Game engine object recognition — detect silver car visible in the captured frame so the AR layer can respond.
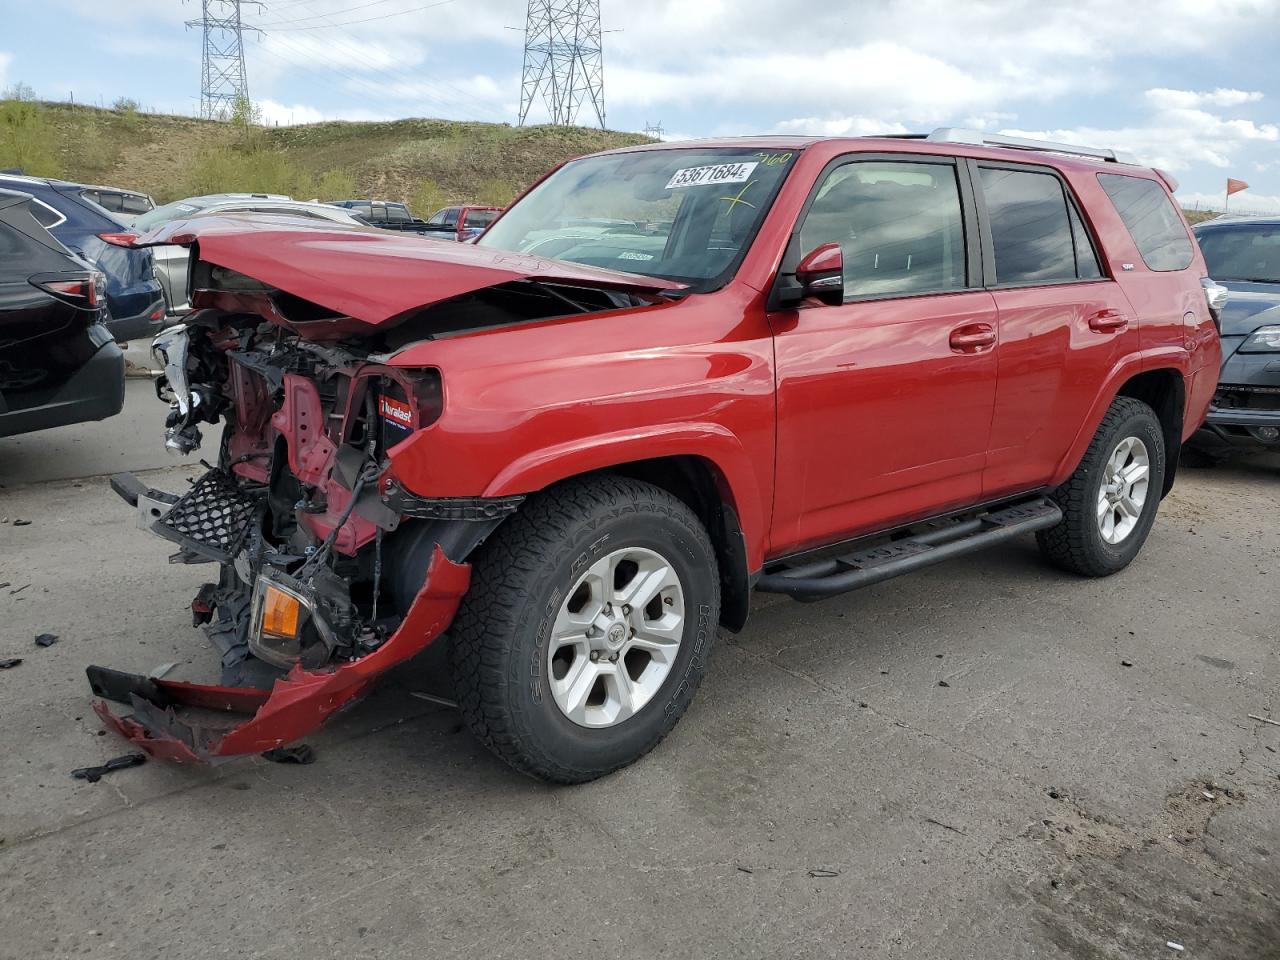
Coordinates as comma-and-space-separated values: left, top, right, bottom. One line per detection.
135, 195, 368, 314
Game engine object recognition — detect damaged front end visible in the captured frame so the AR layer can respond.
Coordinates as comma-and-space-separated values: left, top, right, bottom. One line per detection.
90, 217, 677, 762
90, 316, 500, 762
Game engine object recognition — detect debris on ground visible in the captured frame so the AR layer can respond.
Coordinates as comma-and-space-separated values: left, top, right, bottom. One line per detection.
71, 753, 147, 783
409, 691, 459, 708
261, 744, 316, 765
1247, 714, 1280, 728
937, 680, 950, 687
1121, 659, 1134, 667
735, 865, 753, 874
9, 584, 30, 595
33, 633, 58, 647
807, 869, 840, 878
0, 658, 22, 670
924, 817, 966, 835
147, 661, 179, 679
12, 519, 31, 527
1166, 942, 1184, 952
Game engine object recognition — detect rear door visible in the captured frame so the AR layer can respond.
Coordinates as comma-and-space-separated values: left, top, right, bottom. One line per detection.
768, 154, 999, 555
973, 161, 1140, 497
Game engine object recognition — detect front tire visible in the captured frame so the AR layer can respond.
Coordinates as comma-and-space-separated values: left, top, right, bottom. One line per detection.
1037, 397, 1166, 577
450, 476, 720, 783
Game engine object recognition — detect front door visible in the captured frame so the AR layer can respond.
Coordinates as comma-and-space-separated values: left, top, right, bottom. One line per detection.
768, 156, 999, 557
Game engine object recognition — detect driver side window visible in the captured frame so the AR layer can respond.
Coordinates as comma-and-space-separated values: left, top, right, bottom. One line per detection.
797, 160, 968, 299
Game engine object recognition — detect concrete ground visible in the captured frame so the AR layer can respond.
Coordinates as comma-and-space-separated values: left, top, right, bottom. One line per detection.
1, 387, 1277, 960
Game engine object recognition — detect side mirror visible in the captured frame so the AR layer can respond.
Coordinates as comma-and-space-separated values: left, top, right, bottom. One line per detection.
771, 242, 845, 309
796, 243, 844, 306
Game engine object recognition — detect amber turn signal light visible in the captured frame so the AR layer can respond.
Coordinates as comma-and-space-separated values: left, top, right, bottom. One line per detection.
260, 585, 302, 639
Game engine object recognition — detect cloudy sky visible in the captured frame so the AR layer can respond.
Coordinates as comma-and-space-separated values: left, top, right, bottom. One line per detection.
3, 0, 1279, 211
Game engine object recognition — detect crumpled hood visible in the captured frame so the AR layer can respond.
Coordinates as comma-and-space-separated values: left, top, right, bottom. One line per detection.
138, 213, 682, 325
1216, 281, 1280, 337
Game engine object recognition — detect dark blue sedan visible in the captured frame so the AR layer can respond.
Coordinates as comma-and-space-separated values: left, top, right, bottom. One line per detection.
0, 173, 166, 341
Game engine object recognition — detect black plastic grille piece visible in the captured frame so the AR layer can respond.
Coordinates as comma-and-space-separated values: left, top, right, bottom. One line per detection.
154, 470, 259, 563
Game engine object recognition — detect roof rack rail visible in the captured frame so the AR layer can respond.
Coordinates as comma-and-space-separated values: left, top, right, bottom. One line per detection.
924, 127, 1139, 164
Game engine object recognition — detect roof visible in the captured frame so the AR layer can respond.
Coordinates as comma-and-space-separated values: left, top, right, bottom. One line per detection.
594, 129, 1153, 175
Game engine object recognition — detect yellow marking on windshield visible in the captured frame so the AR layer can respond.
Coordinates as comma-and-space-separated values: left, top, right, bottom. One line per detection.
719, 181, 758, 210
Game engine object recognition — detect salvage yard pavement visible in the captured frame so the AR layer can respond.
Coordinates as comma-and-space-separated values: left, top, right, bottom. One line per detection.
1, 395, 1278, 959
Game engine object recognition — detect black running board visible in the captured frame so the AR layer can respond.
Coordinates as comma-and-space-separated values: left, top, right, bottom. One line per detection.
756, 497, 1062, 601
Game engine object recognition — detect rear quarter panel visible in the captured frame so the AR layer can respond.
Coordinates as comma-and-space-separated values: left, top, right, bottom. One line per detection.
1057, 168, 1218, 464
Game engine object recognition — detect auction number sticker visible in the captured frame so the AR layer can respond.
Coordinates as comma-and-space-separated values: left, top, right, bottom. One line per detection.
665, 161, 758, 190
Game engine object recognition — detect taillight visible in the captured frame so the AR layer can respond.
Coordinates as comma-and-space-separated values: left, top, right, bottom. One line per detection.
33, 272, 103, 308
98, 232, 139, 247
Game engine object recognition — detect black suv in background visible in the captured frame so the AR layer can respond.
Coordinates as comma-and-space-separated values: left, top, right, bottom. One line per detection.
0, 188, 125, 438
1190, 215, 1280, 460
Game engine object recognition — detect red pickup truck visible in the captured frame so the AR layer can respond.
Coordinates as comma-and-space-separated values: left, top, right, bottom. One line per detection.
93, 130, 1222, 783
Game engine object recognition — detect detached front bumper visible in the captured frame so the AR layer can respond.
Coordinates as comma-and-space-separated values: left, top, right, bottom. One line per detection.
89, 545, 469, 761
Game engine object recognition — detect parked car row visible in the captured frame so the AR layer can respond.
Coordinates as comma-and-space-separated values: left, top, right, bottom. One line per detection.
0, 188, 124, 438
0, 173, 166, 342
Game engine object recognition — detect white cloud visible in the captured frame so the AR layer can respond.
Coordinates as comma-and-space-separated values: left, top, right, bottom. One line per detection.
773, 116, 910, 137
1146, 88, 1265, 110
1001, 90, 1280, 172
256, 99, 392, 126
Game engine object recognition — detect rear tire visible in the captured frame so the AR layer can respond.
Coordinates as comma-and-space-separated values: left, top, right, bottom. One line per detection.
450, 475, 719, 784
1037, 397, 1166, 577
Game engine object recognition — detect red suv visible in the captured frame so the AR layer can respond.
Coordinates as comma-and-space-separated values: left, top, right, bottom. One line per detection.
94, 130, 1221, 782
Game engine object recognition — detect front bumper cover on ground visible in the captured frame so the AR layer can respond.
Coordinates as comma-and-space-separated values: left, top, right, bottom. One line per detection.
88, 546, 470, 762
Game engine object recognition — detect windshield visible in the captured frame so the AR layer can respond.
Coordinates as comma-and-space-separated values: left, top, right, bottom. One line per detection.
134, 199, 206, 233
1197, 223, 1280, 283
478, 147, 798, 289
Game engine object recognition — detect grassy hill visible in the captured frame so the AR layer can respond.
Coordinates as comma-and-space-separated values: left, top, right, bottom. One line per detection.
0, 100, 650, 212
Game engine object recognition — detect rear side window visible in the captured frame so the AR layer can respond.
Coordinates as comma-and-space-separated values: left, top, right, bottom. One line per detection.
120, 194, 152, 214
465, 209, 498, 229
442, 208, 460, 227
979, 167, 1088, 285
797, 160, 968, 298
386, 205, 410, 223
1098, 174, 1193, 271
29, 199, 65, 229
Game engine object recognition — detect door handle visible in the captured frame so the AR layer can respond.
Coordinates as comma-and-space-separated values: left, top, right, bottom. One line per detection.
949, 323, 996, 353
1088, 309, 1129, 333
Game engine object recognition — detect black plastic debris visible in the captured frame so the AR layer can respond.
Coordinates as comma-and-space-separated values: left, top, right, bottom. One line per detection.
12, 519, 31, 527
0, 658, 22, 670
72, 753, 147, 783
34, 633, 58, 647
937, 679, 950, 688
262, 744, 316, 765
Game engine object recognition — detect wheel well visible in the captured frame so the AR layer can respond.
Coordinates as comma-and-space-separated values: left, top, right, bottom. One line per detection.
596, 456, 752, 633
1116, 368, 1184, 498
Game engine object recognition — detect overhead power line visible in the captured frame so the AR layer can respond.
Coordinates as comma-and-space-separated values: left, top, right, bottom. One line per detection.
249, 0, 459, 31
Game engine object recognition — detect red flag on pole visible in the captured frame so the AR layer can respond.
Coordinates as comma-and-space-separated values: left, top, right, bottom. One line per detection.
1227, 178, 1250, 196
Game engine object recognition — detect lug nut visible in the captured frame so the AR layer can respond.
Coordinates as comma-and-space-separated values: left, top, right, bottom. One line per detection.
590, 651, 600, 662
663, 596, 674, 605
621, 604, 631, 615
608, 653, 619, 662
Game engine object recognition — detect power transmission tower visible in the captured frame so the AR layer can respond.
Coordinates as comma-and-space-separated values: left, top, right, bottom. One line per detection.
185, 1, 259, 120
518, 1, 606, 129
643, 120, 664, 139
